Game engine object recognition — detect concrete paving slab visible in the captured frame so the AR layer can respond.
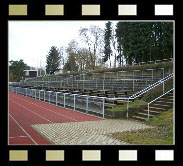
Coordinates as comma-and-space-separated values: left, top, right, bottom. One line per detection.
32, 119, 153, 145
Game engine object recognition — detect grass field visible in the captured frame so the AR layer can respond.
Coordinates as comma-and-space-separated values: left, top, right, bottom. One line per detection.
108, 108, 173, 145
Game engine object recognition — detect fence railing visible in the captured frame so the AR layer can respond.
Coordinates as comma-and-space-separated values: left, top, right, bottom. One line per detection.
19, 78, 160, 92
131, 58, 173, 66
9, 73, 174, 119
9, 86, 106, 118
107, 73, 174, 117
20, 68, 166, 86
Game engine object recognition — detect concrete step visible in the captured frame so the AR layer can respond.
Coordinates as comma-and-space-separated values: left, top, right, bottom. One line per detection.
148, 106, 167, 112
150, 103, 172, 109
134, 112, 154, 118
158, 98, 173, 102
130, 115, 147, 122
141, 109, 161, 115
155, 100, 173, 104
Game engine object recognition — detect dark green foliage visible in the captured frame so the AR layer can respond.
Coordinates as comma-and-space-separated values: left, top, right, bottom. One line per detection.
9, 59, 30, 82
104, 21, 112, 66
46, 46, 61, 74
115, 22, 173, 65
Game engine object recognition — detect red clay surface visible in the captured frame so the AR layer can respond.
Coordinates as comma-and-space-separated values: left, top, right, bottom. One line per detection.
9, 92, 102, 145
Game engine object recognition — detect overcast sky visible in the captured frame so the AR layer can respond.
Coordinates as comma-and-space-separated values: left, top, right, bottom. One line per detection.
9, 21, 118, 69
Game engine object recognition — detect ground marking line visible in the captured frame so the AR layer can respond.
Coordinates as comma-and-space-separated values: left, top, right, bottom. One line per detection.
10, 99, 53, 123
9, 136, 28, 139
9, 114, 38, 145
10, 92, 103, 120
11, 94, 79, 122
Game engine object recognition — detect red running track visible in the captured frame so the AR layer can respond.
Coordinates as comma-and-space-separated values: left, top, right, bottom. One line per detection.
9, 92, 102, 145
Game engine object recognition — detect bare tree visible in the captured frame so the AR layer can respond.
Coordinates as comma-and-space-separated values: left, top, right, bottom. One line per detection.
79, 25, 104, 70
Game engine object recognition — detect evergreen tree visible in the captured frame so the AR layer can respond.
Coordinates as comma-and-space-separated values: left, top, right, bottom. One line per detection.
115, 22, 173, 65
104, 21, 112, 67
46, 46, 61, 74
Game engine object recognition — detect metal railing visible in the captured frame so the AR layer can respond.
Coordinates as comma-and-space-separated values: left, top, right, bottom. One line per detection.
147, 88, 174, 120
20, 68, 166, 86
9, 86, 106, 118
9, 73, 174, 119
25, 78, 159, 91
107, 73, 174, 117
129, 73, 174, 99
131, 58, 173, 66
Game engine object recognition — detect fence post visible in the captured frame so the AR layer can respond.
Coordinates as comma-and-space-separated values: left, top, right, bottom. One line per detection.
112, 80, 114, 91
39, 90, 40, 100
148, 103, 150, 120
26, 88, 27, 96
102, 98, 105, 118
133, 71, 135, 91
56, 92, 58, 106
35, 90, 36, 99
103, 80, 104, 90
44, 90, 45, 101
49, 92, 51, 104
86, 96, 88, 114
73, 95, 76, 111
126, 98, 129, 118
64, 93, 66, 108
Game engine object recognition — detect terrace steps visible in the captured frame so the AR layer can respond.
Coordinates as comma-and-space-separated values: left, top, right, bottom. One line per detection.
130, 92, 173, 122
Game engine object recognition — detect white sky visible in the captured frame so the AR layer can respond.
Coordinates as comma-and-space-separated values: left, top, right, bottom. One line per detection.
9, 21, 118, 68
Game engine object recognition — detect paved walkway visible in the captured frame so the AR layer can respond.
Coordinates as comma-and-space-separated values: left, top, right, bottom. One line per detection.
32, 119, 153, 145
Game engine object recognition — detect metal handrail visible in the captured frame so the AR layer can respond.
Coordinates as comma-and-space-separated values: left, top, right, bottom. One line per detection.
9, 72, 174, 119
107, 73, 174, 118
109, 73, 174, 101
129, 73, 174, 99
9, 86, 106, 119
20, 67, 165, 84
147, 88, 174, 120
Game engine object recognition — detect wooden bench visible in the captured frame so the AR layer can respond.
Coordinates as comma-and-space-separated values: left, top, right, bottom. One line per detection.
104, 103, 116, 108
72, 91, 80, 94
116, 100, 132, 104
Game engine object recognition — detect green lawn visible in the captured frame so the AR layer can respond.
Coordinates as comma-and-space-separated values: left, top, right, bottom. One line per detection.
106, 99, 147, 112
108, 108, 173, 145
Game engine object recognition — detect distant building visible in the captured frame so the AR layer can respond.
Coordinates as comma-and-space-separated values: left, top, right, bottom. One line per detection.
55, 69, 63, 75
24, 70, 38, 80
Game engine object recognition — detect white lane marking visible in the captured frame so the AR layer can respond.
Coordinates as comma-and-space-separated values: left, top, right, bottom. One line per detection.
10, 99, 53, 123
11, 94, 78, 122
9, 114, 38, 145
10, 92, 103, 120
9, 136, 28, 139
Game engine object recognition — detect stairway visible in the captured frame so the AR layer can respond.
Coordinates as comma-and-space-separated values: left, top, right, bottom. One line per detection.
131, 92, 174, 122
